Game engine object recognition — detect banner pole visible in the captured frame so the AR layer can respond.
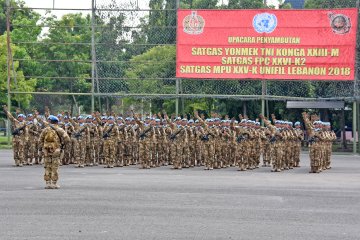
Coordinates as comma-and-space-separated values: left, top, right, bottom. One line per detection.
175, 0, 180, 116
261, 80, 266, 126
353, 102, 357, 154
353, 0, 359, 154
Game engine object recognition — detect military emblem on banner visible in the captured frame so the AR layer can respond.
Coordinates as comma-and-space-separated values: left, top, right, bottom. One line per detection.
183, 11, 205, 35
328, 12, 351, 34
253, 13, 277, 33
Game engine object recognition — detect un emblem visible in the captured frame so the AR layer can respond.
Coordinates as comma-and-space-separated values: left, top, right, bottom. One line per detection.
253, 13, 277, 33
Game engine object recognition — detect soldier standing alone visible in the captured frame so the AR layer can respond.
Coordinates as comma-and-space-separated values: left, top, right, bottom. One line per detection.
39, 115, 70, 189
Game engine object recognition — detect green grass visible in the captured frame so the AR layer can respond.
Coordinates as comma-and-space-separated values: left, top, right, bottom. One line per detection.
0, 136, 12, 149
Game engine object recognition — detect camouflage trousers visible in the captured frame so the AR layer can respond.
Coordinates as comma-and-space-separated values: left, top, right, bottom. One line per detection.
24, 136, 37, 164
262, 142, 271, 166
203, 142, 215, 170
229, 143, 237, 167
214, 143, 223, 169
12, 136, 25, 166
116, 141, 125, 167
139, 140, 150, 169
195, 142, 203, 166
124, 141, 133, 165
103, 139, 116, 167
181, 144, 190, 168
271, 142, 283, 172
293, 141, 301, 167
282, 142, 293, 170
93, 139, 101, 165
62, 141, 73, 165
188, 141, 196, 167
309, 142, 322, 173
43, 149, 61, 183
324, 142, 332, 169
237, 142, 250, 171
74, 138, 86, 167
170, 141, 182, 169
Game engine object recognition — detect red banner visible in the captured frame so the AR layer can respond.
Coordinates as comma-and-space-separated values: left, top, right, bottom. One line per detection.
176, 9, 358, 80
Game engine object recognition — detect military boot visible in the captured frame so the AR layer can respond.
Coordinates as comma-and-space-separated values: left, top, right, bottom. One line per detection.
52, 181, 60, 189
45, 181, 52, 189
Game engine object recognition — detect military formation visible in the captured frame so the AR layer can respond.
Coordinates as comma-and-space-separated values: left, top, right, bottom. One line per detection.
3, 106, 336, 178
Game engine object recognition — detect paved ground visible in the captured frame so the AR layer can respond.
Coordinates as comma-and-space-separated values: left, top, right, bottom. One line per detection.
0, 149, 360, 240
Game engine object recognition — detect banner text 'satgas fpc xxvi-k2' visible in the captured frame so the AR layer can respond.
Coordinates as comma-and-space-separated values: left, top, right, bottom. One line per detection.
176, 9, 358, 80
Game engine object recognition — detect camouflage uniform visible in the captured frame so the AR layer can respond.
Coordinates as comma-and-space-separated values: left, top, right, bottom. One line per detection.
70, 118, 90, 168
261, 127, 272, 167
4, 110, 28, 167
293, 124, 304, 167
198, 120, 215, 170
116, 124, 127, 167
102, 120, 119, 168
24, 118, 39, 165
137, 119, 154, 169
62, 120, 74, 165
39, 123, 70, 189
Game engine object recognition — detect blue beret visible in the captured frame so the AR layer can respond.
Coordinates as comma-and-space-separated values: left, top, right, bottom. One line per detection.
48, 115, 59, 122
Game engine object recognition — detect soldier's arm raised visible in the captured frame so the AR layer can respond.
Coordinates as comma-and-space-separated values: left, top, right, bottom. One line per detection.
3, 105, 17, 123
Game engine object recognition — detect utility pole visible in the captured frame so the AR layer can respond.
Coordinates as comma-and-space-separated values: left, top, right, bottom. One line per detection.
6, 0, 11, 144
91, 0, 96, 112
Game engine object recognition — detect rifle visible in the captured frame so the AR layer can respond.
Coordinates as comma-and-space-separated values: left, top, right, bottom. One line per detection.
236, 134, 246, 143
201, 134, 209, 142
269, 136, 277, 143
74, 127, 87, 139
170, 128, 183, 140
12, 125, 26, 136
139, 127, 152, 140
103, 124, 115, 139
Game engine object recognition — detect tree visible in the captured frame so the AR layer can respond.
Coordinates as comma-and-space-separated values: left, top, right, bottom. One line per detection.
33, 13, 92, 112
0, 34, 36, 108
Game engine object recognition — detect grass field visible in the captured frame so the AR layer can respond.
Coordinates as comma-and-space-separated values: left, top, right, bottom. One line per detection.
0, 136, 12, 149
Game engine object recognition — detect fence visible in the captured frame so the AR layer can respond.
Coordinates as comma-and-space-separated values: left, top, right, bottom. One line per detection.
3, 0, 360, 152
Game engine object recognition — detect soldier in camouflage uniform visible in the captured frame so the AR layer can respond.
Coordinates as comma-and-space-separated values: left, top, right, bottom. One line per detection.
39, 115, 70, 189
103, 116, 119, 168
24, 114, 39, 165
303, 112, 322, 173
293, 121, 304, 167
70, 116, 89, 168
195, 112, 215, 170
180, 118, 190, 168
98, 116, 107, 165
135, 115, 154, 169
187, 119, 197, 167
3, 106, 28, 167
61, 115, 74, 165
116, 117, 127, 167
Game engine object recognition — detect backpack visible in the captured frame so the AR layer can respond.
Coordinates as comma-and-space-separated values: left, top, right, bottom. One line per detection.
43, 127, 59, 153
